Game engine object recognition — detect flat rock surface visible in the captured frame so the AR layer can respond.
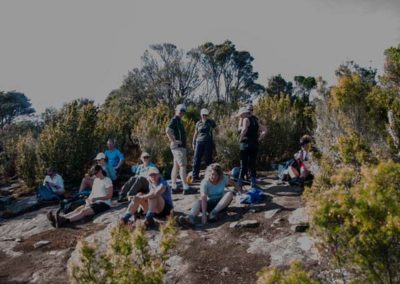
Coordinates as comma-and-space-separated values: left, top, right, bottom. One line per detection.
0, 174, 321, 284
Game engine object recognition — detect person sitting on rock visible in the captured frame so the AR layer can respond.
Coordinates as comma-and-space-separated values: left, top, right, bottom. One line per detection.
118, 151, 156, 202
95, 152, 116, 182
42, 167, 65, 197
47, 165, 113, 228
104, 138, 125, 171
120, 167, 173, 229
78, 167, 96, 193
179, 163, 241, 226
288, 135, 314, 185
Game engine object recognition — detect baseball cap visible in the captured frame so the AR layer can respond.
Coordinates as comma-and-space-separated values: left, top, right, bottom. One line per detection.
175, 104, 186, 112
200, 108, 209, 115
141, 151, 151, 158
148, 167, 160, 175
94, 152, 106, 160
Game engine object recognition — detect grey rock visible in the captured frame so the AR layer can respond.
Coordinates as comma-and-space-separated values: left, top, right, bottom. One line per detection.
34, 240, 50, 248
0, 196, 15, 210
264, 208, 281, 219
271, 217, 285, 227
288, 207, 309, 225
232, 220, 260, 229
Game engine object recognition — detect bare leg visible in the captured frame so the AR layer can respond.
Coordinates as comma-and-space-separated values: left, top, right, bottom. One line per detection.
171, 160, 179, 188
148, 195, 165, 214
67, 207, 95, 222
64, 205, 85, 218
189, 200, 201, 217
212, 192, 233, 214
180, 166, 189, 190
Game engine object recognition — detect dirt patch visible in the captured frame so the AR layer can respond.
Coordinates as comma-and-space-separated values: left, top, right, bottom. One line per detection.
0, 223, 105, 283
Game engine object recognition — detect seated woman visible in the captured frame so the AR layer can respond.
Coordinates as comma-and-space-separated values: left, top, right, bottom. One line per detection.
42, 167, 65, 197
95, 152, 116, 182
46, 165, 113, 228
288, 135, 313, 184
118, 151, 156, 202
78, 167, 96, 193
120, 167, 173, 229
179, 163, 241, 226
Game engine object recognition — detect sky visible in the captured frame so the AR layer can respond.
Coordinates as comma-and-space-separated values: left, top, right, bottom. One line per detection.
0, 0, 399, 113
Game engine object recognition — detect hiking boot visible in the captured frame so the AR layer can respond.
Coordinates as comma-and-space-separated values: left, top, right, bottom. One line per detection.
192, 176, 201, 183
178, 215, 195, 228
46, 211, 56, 228
55, 211, 69, 228
183, 187, 198, 195
144, 218, 156, 230
172, 187, 183, 194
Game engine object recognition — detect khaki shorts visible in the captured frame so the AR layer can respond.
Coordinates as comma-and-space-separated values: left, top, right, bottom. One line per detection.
171, 147, 187, 167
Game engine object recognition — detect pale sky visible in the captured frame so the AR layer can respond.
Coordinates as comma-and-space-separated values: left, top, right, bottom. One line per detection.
0, 0, 399, 113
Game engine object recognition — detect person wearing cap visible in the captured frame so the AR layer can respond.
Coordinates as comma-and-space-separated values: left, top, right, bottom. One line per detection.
47, 165, 113, 228
117, 151, 156, 202
166, 104, 195, 194
104, 138, 125, 171
95, 152, 116, 182
237, 106, 267, 188
42, 167, 65, 197
120, 167, 173, 229
288, 135, 313, 183
191, 108, 217, 181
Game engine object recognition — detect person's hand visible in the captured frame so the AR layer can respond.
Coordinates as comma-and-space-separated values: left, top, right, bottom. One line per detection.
201, 214, 207, 224
192, 142, 196, 150
85, 198, 93, 205
175, 140, 182, 146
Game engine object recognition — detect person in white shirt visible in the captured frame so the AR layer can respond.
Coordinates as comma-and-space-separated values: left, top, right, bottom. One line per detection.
46, 165, 113, 228
43, 167, 64, 196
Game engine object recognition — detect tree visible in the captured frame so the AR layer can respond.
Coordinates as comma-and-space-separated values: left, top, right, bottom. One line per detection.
0, 91, 35, 128
194, 40, 264, 104
266, 74, 293, 96
382, 45, 400, 90
293, 76, 317, 102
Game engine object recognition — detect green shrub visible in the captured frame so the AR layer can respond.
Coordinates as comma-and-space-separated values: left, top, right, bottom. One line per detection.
307, 161, 400, 283
15, 133, 38, 189
36, 100, 99, 187
71, 217, 178, 284
257, 261, 319, 284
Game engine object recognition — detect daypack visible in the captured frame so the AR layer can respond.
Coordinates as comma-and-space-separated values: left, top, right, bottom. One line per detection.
240, 188, 264, 204
36, 185, 61, 203
59, 189, 91, 214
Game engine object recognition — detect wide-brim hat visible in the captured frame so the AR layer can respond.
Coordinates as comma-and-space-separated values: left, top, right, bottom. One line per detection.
94, 152, 106, 160
148, 167, 160, 175
236, 107, 250, 117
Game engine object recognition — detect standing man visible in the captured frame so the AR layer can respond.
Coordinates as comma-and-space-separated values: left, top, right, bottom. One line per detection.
192, 108, 218, 181
104, 138, 125, 171
237, 106, 267, 188
166, 104, 196, 194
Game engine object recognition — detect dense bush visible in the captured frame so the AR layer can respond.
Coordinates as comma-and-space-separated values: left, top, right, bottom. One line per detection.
257, 261, 318, 284
36, 100, 98, 187
71, 218, 178, 284
15, 133, 38, 188
307, 161, 400, 283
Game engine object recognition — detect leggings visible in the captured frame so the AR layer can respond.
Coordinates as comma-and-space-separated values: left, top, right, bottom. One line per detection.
239, 143, 258, 183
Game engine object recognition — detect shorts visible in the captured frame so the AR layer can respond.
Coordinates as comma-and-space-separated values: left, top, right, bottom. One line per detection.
154, 202, 173, 218
171, 147, 187, 167
90, 202, 111, 215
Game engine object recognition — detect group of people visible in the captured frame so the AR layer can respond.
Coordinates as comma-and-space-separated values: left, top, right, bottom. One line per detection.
45, 103, 313, 229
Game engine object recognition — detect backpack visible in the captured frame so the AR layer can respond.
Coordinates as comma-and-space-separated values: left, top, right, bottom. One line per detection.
36, 185, 61, 203
59, 189, 91, 214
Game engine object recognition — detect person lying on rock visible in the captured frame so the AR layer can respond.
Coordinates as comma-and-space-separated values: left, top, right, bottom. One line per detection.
179, 163, 241, 226
117, 151, 156, 202
120, 167, 173, 229
47, 165, 113, 228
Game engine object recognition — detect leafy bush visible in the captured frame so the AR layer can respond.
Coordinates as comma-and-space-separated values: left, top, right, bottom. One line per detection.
257, 261, 319, 284
36, 100, 99, 187
71, 217, 178, 284
307, 161, 400, 283
15, 133, 38, 189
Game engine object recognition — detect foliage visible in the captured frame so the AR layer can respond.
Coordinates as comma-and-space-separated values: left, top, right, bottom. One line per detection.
0, 91, 35, 128
266, 74, 293, 96
71, 217, 178, 284
15, 133, 38, 188
257, 261, 319, 284
36, 99, 98, 186
307, 161, 400, 283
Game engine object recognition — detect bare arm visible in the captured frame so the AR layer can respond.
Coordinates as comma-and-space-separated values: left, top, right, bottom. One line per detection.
227, 177, 243, 194
141, 184, 166, 200
166, 127, 181, 145
239, 117, 250, 142
192, 129, 198, 149
258, 123, 267, 141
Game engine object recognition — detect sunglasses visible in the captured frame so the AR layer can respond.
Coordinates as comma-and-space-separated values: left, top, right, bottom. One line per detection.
142, 156, 150, 159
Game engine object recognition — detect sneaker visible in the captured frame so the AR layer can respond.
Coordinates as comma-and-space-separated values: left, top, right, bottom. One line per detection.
178, 215, 195, 228
183, 187, 198, 195
208, 211, 218, 223
192, 176, 201, 183
46, 211, 56, 228
172, 187, 183, 194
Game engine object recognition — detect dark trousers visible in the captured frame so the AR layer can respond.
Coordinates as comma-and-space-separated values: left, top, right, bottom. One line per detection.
192, 141, 213, 178
239, 143, 258, 183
